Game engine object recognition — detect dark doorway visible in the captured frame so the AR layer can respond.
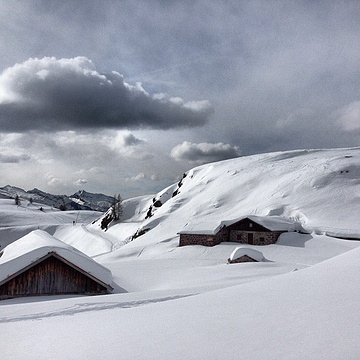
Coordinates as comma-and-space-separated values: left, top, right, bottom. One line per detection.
247, 233, 254, 245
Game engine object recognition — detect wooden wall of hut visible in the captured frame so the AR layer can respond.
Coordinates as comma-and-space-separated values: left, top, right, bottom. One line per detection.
0, 255, 107, 299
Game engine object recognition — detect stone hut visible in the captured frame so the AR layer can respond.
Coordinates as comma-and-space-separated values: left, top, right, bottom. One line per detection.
179, 215, 299, 247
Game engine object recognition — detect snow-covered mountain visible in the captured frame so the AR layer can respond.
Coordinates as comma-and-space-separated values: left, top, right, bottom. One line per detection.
0, 185, 114, 212
2, 147, 360, 359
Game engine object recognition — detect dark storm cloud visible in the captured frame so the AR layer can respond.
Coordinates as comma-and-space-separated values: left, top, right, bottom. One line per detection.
171, 141, 241, 165
0, 57, 213, 132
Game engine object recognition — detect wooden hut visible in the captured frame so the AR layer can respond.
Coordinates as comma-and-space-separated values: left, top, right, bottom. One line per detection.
0, 230, 113, 300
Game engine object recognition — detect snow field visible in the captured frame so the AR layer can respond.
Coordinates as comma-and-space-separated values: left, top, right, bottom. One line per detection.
1, 147, 360, 359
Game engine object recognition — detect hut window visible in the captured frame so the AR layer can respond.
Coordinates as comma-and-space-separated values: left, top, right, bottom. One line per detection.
259, 237, 265, 243
249, 223, 253, 228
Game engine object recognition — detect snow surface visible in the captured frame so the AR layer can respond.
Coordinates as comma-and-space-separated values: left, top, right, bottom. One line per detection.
1, 147, 360, 359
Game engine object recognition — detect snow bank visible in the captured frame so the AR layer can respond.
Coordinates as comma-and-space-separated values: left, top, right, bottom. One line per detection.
2, 245, 360, 359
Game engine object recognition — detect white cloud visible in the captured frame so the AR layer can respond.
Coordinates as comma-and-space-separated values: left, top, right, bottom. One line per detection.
112, 131, 144, 147
75, 179, 88, 186
171, 141, 241, 165
47, 175, 63, 187
336, 101, 360, 131
109, 131, 153, 160
127, 172, 146, 182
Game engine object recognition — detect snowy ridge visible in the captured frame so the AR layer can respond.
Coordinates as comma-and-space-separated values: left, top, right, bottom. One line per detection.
95, 147, 360, 245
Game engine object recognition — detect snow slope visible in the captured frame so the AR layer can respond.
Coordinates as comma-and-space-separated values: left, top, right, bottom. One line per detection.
0, 199, 101, 249
1, 147, 360, 359
1, 239, 360, 359
77, 146, 360, 257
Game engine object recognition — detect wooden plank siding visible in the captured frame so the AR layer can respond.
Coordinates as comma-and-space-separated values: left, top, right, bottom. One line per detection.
0, 253, 108, 299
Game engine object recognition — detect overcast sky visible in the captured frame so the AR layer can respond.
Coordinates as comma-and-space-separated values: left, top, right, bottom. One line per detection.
0, 0, 359, 198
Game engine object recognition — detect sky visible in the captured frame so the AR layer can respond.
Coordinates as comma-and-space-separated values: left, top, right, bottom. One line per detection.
0, 0, 359, 198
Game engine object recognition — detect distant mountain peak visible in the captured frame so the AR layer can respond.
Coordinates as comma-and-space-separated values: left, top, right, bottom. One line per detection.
0, 185, 113, 212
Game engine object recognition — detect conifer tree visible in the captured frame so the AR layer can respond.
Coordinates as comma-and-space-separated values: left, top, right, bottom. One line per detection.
112, 194, 123, 221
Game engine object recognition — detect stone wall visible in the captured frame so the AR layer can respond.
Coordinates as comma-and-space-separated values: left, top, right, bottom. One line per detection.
179, 234, 221, 247
179, 230, 285, 247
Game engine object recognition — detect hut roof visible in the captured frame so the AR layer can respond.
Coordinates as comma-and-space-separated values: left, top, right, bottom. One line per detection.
222, 215, 299, 232
0, 230, 113, 290
229, 247, 265, 262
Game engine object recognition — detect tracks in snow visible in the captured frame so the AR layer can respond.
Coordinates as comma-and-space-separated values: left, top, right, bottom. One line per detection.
0, 293, 196, 323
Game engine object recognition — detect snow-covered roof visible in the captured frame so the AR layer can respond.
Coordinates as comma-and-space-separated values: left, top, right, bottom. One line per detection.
179, 215, 300, 235
229, 247, 265, 262
179, 223, 217, 235
0, 230, 113, 290
221, 215, 299, 232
